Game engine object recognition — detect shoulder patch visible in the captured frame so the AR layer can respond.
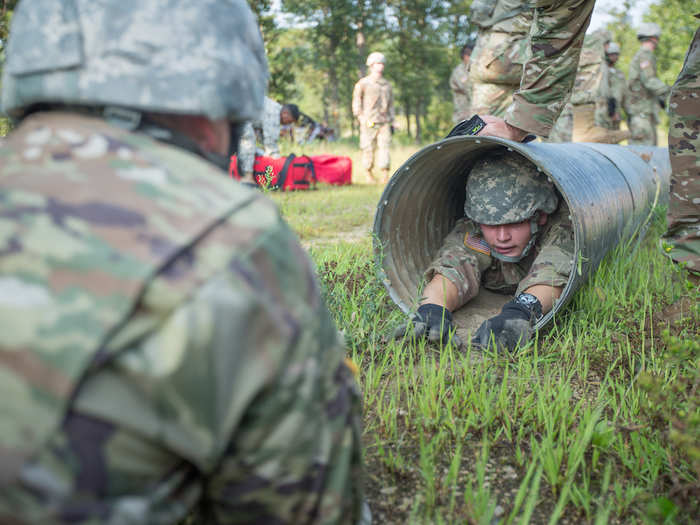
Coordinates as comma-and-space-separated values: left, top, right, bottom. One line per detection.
464, 232, 491, 256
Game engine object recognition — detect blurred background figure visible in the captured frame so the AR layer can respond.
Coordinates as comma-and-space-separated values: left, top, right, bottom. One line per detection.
352, 51, 395, 184
627, 22, 671, 146
450, 43, 474, 124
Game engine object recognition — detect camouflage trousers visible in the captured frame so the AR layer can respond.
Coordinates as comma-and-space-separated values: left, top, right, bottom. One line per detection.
547, 103, 573, 143
629, 114, 658, 146
359, 122, 391, 172
662, 27, 700, 274
572, 103, 630, 143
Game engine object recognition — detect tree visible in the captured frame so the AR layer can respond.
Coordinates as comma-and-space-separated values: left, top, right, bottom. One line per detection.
645, 0, 697, 86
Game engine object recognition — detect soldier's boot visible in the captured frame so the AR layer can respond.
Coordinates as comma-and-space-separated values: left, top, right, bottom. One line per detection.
381, 168, 391, 184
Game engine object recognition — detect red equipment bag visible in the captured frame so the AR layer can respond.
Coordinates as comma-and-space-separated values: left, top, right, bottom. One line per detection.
310, 155, 352, 186
229, 154, 316, 191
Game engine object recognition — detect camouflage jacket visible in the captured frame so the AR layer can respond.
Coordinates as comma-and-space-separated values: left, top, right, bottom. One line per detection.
627, 47, 670, 121
571, 30, 609, 106
352, 75, 394, 125
450, 62, 472, 123
0, 112, 363, 524
424, 203, 574, 309
238, 96, 282, 174
505, 0, 596, 137
595, 64, 630, 129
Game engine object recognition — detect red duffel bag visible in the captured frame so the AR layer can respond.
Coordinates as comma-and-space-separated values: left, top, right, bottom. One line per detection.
310, 155, 352, 186
229, 154, 316, 191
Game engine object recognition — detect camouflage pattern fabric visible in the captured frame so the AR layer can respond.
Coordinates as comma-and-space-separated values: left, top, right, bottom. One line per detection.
572, 103, 630, 143
468, 2, 531, 118
464, 153, 559, 225
352, 75, 394, 173
0, 112, 364, 524
1, 0, 267, 124
627, 46, 671, 145
662, 23, 700, 273
547, 101, 573, 142
505, 0, 596, 137
238, 96, 283, 175
424, 203, 574, 310
570, 29, 611, 107
450, 61, 473, 123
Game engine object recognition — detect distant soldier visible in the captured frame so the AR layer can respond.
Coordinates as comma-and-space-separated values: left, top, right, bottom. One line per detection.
468, 0, 532, 117
394, 152, 574, 352
627, 22, 671, 146
352, 51, 394, 184
570, 30, 629, 143
661, 20, 700, 274
0, 1, 365, 523
238, 98, 300, 183
450, 43, 474, 123
594, 41, 632, 140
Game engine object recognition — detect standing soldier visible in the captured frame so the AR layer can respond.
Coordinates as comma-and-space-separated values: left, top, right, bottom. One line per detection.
0, 1, 365, 523
352, 51, 394, 184
661, 19, 700, 274
627, 22, 671, 146
468, 0, 532, 117
594, 41, 632, 141
450, 43, 474, 123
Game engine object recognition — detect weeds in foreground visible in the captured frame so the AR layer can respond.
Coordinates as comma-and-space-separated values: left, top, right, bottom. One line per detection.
272, 181, 698, 523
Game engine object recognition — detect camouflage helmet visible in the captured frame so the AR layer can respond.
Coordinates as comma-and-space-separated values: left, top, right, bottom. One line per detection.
1, 0, 268, 122
606, 42, 621, 55
366, 52, 386, 66
637, 22, 661, 40
464, 151, 558, 225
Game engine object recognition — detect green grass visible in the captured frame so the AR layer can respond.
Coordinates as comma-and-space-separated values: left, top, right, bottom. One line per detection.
268, 152, 699, 524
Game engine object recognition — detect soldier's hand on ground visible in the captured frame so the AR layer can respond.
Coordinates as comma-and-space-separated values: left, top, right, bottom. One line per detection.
393, 303, 463, 348
471, 294, 542, 352
476, 115, 529, 142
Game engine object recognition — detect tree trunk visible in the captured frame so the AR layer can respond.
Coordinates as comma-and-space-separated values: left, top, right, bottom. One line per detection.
404, 101, 412, 138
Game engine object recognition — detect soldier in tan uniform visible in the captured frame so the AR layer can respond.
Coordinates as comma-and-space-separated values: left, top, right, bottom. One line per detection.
450, 44, 474, 123
394, 152, 574, 352
352, 52, 394, 184
627, 23, 671, 146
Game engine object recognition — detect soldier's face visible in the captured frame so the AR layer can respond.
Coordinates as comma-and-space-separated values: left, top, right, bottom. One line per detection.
370, 62, 385, 75
480, 213, 548, 258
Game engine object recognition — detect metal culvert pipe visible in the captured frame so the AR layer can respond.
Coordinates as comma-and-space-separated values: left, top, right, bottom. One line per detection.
373, 136, 671, 333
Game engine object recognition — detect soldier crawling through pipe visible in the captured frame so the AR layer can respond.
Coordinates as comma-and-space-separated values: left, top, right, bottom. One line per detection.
394, 151, 574, 352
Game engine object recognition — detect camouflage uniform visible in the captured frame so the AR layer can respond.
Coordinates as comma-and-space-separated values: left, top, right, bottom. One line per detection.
424, 203, 574, 310
352, 75, 394, 173
504, 0, 596, 138
594, 61, 631, 136
0, 1, 364, 523
548, 101, 573, 142
662, 22, 700, 273
238, 96, 282, 175
468, 0, 531, 117
450, 61, 472, 123
627, 47, 670, 146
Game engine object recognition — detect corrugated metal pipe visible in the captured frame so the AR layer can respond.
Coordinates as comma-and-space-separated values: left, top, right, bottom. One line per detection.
373, 137, 671, 333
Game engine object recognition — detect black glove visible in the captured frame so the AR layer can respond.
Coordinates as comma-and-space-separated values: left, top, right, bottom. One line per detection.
472, 293, 543, 352
658, 97, 666, 110
607, 97, 617, 118
394, 303, 463, 347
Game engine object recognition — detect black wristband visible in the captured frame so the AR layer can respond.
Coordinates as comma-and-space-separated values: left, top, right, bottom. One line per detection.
512, 293, 543, 321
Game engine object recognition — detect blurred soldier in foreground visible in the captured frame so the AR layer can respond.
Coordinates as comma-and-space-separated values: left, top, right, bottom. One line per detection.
571, 30, 630, 143
475, 0, 596, 141
0, 1, 364, 523
352, 51, 394, 184
238, 98, 301, 184
595, 41, 631, 141
661, 20, 700, 274
394, 152, 574, 352
547, 102, 574, 143
450, 43, 474, 123
627, 22, 671, 146
468, 0, 532, 117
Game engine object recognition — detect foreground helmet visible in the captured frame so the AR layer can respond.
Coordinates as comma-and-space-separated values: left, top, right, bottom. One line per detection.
606, 42, 621, 55
1, 0, 268, 124
637, 22, 661, 40
464, 152, 559, 262
366, 52, 386, 67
